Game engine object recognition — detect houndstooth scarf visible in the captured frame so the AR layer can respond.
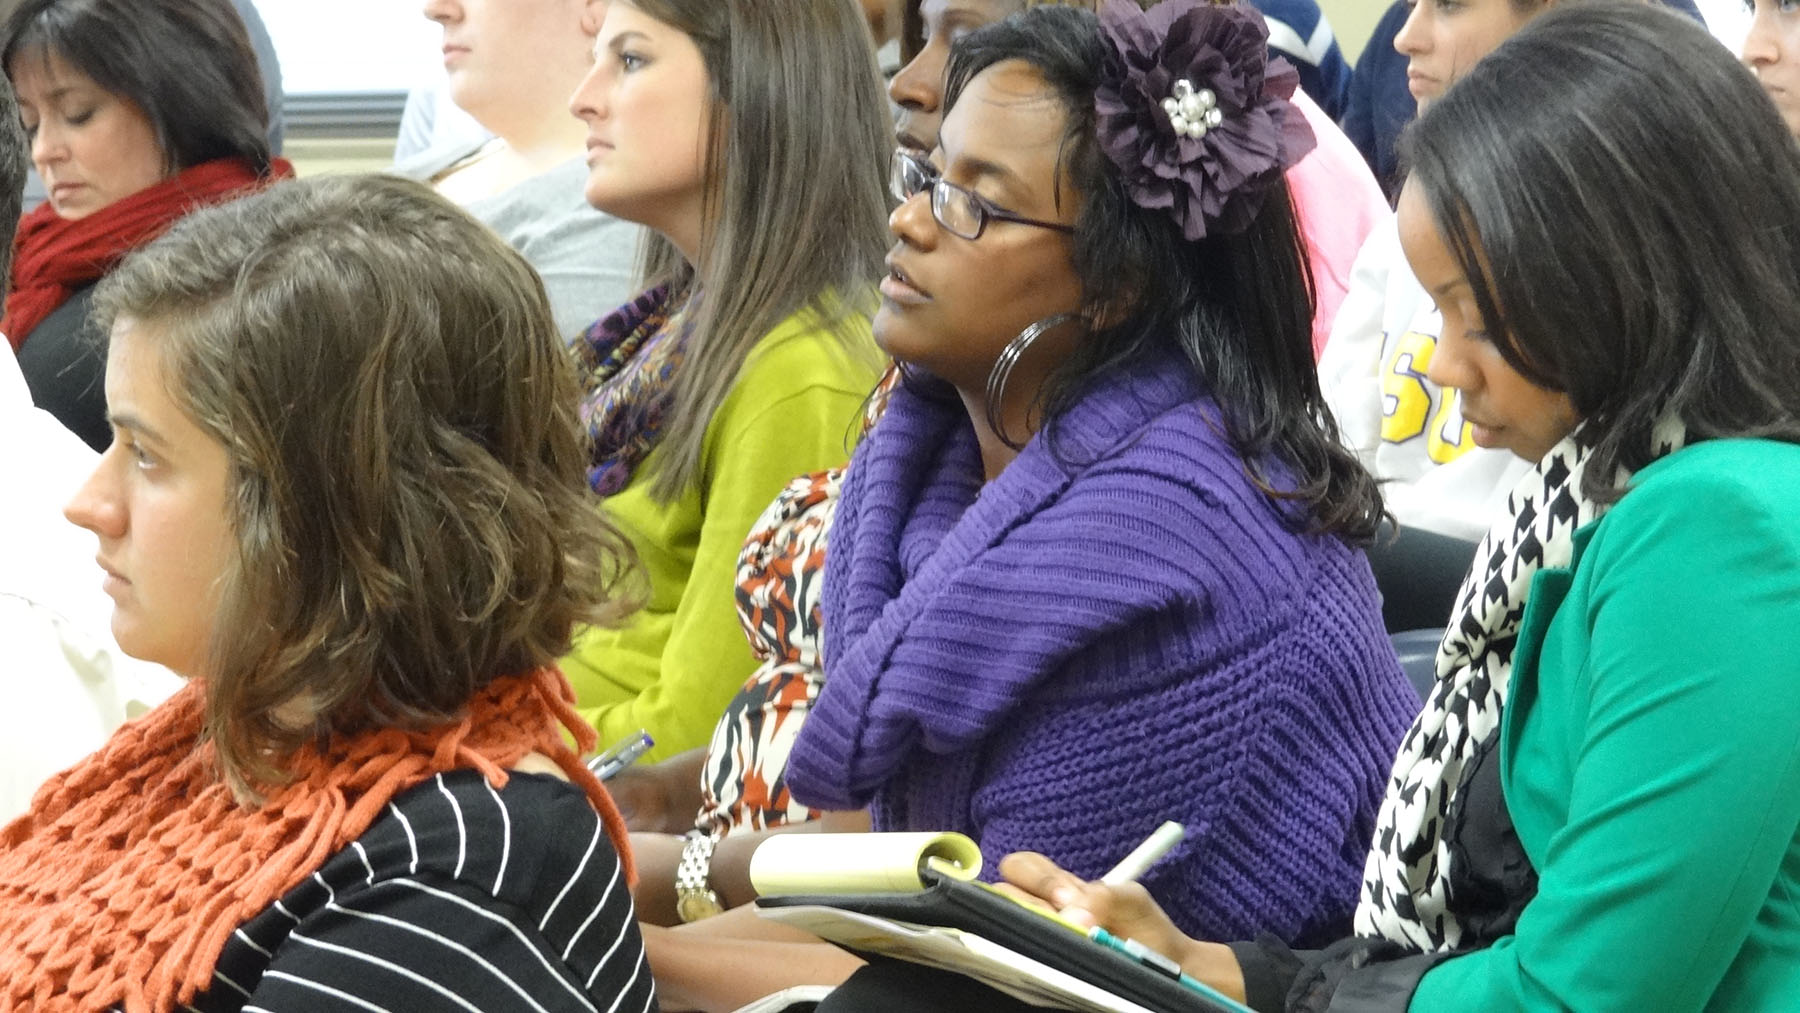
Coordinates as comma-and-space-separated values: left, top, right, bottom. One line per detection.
1354, 420, 1685, 951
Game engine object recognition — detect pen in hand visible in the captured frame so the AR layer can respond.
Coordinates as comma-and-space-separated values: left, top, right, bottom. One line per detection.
1100, 820, 1185, 886
1083, 822, 1245, 1006
586, 729, 654, 780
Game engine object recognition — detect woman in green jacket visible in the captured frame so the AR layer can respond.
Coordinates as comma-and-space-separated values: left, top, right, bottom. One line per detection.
869, 4, 1800, 1010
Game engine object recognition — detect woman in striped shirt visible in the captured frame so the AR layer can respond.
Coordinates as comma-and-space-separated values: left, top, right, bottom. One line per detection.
0, 174, 657, 1013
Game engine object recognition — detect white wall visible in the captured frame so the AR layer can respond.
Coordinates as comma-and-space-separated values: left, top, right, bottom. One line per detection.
1696, 0, 1751, 50
252, 0, 441, 93
1319, 0, 1388, 64
257, 0, 1752, 97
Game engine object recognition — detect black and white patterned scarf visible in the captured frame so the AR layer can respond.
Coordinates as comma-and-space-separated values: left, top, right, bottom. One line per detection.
1353, 420, 1685, 951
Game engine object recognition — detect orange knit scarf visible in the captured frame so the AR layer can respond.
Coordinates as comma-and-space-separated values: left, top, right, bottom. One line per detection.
0, 668, 632, 1012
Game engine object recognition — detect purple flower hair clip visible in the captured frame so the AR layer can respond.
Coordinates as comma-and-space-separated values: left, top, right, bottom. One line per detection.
1096, 0, 1316, 241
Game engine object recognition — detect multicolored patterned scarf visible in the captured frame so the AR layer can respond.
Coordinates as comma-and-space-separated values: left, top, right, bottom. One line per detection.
573, 284, 695, 495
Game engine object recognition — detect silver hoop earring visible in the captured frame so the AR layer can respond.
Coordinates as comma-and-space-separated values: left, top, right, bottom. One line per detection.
984, 313, 1083, 450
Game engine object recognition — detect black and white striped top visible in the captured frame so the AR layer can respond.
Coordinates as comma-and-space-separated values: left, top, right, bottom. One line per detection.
176, 769, 658, 1012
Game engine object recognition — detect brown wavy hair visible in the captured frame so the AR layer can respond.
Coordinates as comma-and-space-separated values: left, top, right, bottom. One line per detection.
92, 175, 642, 800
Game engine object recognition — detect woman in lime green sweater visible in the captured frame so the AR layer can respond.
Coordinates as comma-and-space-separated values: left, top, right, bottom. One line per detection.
922, 6, 1800, 1011
563, 0, 888, 759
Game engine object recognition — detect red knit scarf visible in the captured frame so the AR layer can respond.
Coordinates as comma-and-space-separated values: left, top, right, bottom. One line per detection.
3, 156, 295, 350
0, 668, 632, 1012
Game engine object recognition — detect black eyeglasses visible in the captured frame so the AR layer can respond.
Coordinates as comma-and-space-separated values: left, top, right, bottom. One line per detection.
889, 148, 1074, 241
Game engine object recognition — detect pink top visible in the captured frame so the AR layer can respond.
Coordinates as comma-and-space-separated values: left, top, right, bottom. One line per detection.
1285, 90, 1391, 358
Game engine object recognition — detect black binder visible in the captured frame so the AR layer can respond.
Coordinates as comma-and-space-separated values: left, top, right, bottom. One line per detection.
756, 865, 1250, 1013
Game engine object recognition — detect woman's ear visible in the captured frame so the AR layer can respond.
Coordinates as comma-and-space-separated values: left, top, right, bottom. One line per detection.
581, 0, 608, 38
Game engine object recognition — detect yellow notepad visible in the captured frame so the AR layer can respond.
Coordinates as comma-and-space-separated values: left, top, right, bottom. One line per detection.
748, 830, 983, 895
749, 831, 1093, 937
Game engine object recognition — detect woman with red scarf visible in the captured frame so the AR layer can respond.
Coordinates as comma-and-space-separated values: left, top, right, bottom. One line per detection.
1, 0, 292, 451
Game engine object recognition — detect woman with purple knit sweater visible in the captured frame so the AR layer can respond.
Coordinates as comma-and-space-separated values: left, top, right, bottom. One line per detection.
782, 0, 1418, 951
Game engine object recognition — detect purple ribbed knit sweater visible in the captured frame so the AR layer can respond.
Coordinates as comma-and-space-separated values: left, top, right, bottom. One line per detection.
783, 355, 1419, 946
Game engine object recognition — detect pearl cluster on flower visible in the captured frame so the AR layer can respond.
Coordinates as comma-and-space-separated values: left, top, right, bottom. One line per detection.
1161, 78, 1223, 140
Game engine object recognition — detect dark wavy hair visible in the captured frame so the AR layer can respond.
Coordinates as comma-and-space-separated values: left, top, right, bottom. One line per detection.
1, 0, 270, 176
92, 176, 642, 800
1402, 0, 1800, 501
943, 4, 1383, 541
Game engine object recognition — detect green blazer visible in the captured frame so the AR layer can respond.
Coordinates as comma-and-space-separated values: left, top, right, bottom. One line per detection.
1414, 439, 1800, 1010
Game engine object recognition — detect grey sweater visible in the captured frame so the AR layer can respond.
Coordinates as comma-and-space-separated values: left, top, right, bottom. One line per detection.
394, 142, 642, 339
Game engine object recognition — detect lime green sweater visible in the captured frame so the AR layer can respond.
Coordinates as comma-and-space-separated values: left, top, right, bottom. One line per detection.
1414, 439, 1800, 1010
561, 308, 880, 762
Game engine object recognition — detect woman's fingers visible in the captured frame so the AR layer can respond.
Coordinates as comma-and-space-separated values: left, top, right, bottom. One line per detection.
997, 851, 1104, 926
989, 879, 1095, 928
997, 851, 1194, 958
998, 851, 1086, 905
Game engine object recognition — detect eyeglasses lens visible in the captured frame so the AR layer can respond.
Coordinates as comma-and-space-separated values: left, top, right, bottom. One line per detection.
932, 186, 982, 239
890, 150, 982, 239
891, 151, 929, 201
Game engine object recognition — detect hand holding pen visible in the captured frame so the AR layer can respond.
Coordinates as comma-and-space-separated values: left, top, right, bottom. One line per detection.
995, 822, 1187, 950
994, 823, 1250, 1005
586, 729, 654, 780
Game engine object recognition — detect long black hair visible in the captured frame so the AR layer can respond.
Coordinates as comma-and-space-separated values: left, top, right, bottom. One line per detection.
945, 5, 1383, 542
1403, 0, 1800, 502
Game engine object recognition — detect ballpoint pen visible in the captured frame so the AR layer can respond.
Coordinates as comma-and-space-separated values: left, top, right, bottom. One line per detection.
586, 729, 654, 780
1100, 820, 1185, 885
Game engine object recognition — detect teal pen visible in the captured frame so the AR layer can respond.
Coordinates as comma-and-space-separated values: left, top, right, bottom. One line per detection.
1087, 926, 1251, 1012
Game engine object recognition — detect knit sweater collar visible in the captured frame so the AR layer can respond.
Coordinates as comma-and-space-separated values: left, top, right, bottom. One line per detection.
835, 354, 1206, 618
795, 353, 1212, 819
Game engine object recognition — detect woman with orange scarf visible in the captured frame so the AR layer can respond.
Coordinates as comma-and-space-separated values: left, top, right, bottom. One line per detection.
1, 0, 292, 452
0, 175, 657, 1012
